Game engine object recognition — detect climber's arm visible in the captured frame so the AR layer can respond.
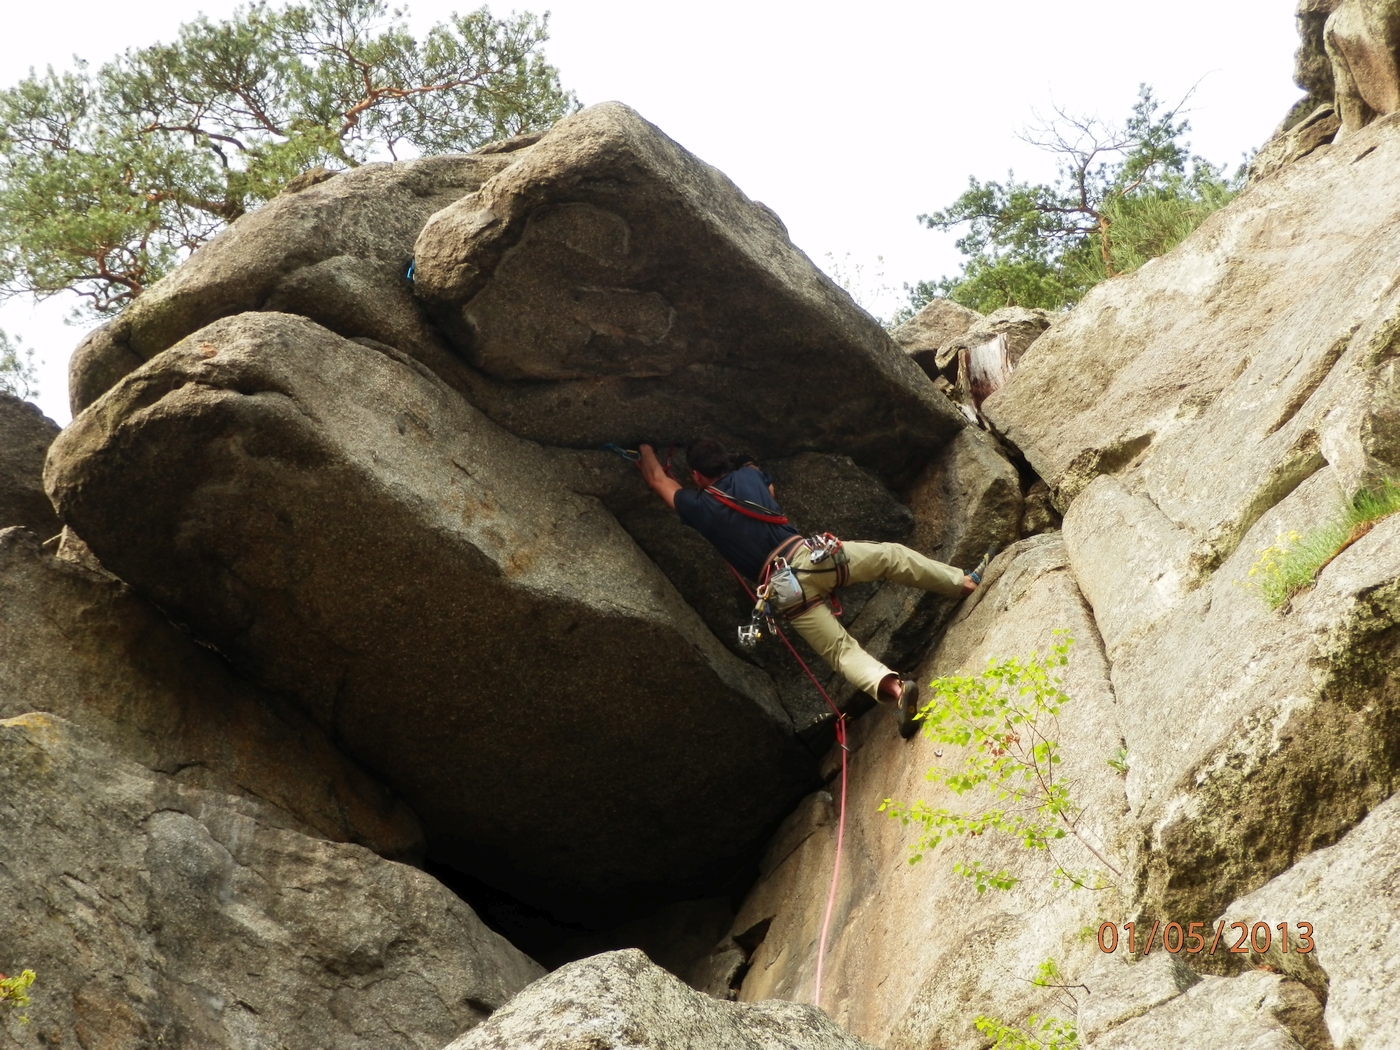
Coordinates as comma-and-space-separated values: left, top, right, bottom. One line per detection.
638, 444, 683, 510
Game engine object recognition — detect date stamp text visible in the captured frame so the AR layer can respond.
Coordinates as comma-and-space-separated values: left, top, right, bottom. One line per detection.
1096, 921, 1314, 956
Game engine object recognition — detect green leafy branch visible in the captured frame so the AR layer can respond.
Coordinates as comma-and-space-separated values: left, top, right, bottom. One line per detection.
879, 633, 1121, 893
975, 1012, 1079, 1050
0, 0, 578, 315
0, 970, 36, 1025
974, 960, 1083, 1050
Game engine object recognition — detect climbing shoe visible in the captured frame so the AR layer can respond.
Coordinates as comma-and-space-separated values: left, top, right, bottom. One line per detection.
897, 678, 921, 740
969, 545, 998, 585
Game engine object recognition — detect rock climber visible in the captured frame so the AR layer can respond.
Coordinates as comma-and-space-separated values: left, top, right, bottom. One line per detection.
637, 438, 978, 738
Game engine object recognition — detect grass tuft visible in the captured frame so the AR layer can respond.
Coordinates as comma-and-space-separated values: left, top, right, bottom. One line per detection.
1245, 480, 1400, 609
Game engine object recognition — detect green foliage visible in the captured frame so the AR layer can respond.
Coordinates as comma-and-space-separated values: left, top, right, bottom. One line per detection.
0, 970, 36, 1024
0, 329, 38, 398
0, 0, 577, 314
914, 85, 1242, 314
879, 634, 1120, 893
973, 959, 1082, 1050
1106, 745, 1128, 775
974, 1012, 1079, 1050
1242, 481, 1400, 609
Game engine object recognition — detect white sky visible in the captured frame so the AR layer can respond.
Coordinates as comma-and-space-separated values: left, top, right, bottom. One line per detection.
2, 0, 1302, 425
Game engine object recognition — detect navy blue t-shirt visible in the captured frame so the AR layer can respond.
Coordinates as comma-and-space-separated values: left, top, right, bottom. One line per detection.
674, 466, 800, 580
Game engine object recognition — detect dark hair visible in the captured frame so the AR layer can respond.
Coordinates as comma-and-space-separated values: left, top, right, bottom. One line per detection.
686, 438, 733, 480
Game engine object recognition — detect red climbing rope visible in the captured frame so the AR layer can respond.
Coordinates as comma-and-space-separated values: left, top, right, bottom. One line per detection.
727, 562, 848, 1013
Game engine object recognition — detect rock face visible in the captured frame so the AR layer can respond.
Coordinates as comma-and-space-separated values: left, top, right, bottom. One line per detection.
1091, 971, 1328, 1050
67, 150, 525, 415
1326, 0, 1400, 136
1254, 0, 1400, 179
697, 536, 1129, 1048
1223, 789, 1400, 1050
984, 117, 1400, 920
0, 393, 60, 536
46, 311, 815, 915
411, 103, 964, 481
442, 949, 878, 1050
0, 713, 543, 1050
0, 526, 423, 859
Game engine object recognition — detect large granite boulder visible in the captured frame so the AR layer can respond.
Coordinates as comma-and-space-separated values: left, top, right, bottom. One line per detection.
0, 526, 422, 860
45, 312, 815, 916
1325, 0, 1400, 136
1063, 469, 1400, 919
1251, 1, 1350, 181
411, 102, 965, 481
0, 393, 60, 536
1090, 971, 1328, 1050
890, 298, 981, 382
442, 949, 878, 1050
67, 149, 528, 415
0, 713, 543, 1050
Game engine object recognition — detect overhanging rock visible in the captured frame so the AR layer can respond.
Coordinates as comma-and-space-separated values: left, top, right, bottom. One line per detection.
412, 102, 965, 481
46, 312, 816, 915
67, 150, 525, 415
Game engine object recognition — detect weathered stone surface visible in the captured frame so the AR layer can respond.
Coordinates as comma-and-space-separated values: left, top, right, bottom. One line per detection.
411, 102, 965, 480
1020, 479, 1062, 535
46, 312, 815, 914
1250, 104, 1341, 181
0, 393, 60, 536
1092, 972, 1327, 1050
1062, 423, 1400, 920
984, 118, 1400, 533
1076, 952, 1200, 1043
68, 152, 522, 414
0, 713, 543, 1050
1223, 789, 1400, 1049
0, 525, 423, 860
442, 949, 878, 1050
1326, 0, 1400, 136
891, 298, 981, 381
717, 536, 1130, 1048
1298, 0, 1346, 107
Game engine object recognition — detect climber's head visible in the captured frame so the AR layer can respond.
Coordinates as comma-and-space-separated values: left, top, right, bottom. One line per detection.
686, 438, 732, 486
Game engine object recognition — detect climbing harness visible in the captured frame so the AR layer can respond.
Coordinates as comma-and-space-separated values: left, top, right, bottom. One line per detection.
739, 534, 848, 649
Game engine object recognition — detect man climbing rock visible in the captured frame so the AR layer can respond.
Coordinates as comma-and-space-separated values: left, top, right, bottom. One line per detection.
638, 439, 978, 739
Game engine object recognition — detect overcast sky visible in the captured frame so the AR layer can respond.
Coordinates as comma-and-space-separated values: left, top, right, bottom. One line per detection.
2, 0, 1302, 424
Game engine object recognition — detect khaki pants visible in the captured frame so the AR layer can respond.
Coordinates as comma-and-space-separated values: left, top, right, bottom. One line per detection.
785, 541, 966, 700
